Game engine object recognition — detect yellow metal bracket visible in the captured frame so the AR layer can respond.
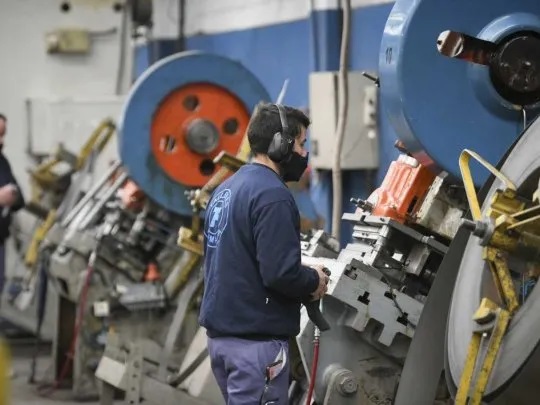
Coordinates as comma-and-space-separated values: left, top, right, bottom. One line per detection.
455, 246, 518, 405
177, 226, 203, 257
179, 132, 252, 253
76, 118, 116, 170
455, 149, 532, 405
483, 248, 519, 312
0, 338, 10, 405
24, 209, 57, 268
23, 119, 116, 283
213, 151, 247, 171
459, 149, 516, 221
456, 298, 511, 405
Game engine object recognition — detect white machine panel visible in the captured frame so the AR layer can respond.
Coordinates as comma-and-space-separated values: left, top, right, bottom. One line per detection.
309, 71, 379, 170
26, 96, 123, 156
25, 96, 123, 181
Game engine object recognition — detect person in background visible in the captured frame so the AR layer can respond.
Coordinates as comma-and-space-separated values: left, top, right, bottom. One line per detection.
199, 103, 329, 404
0, 114, 25, 300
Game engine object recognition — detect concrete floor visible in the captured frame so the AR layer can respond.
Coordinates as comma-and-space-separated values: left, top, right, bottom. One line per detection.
7, 341, 108, 405
0, 314, 119, 405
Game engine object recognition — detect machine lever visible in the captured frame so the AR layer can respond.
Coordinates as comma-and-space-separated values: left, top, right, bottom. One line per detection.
437, 30, 496, 66
304, 301, 330, 331
362, 71, 380, 87
303, 267, 331, 332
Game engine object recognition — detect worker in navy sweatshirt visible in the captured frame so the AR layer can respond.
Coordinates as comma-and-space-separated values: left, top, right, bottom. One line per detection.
0, 114, 24, 302
199, 103, 328, 404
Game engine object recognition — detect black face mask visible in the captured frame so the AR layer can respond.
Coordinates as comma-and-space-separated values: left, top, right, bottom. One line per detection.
281, 152, 309, 182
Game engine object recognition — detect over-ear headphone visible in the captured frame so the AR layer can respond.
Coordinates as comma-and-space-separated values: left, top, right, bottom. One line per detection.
267, 104, 294, 163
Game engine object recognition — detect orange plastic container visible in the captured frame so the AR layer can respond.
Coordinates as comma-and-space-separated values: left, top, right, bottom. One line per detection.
364, 155, 436, 223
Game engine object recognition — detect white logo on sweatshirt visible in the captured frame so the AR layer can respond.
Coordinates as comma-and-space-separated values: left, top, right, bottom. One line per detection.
205, 188, 232, 248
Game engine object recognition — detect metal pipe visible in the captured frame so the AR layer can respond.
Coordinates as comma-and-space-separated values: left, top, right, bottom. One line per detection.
77, 171, 128, 230
62, 161, 121, 227
331, 0, 352, 241
163, 252, 197, 299
158, 271, 203, 381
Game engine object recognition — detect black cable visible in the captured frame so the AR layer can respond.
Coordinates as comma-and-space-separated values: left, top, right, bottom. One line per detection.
380, 275, 417, 329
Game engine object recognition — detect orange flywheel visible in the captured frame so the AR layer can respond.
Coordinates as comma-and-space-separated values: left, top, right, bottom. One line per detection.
119, 52, 271, 216
151, 83, 250, 187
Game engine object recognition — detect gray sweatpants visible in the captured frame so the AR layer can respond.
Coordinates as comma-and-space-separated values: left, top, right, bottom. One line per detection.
207, 336, 290, 405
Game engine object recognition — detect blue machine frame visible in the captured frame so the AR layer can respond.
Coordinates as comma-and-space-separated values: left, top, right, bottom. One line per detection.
119, 51, 271, 216
379, 0, 540, 186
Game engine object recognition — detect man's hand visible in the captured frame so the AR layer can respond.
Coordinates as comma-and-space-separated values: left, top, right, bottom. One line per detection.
309, 264, 329, 301
0, 184, 17, 207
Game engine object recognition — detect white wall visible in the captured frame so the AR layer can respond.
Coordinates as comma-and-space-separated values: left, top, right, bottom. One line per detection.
0, 0, 133, 301
0, 0, 133, 199
153, 0, 394, 38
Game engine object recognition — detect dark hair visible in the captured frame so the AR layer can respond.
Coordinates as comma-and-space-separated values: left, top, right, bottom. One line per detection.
247, 102, 310, 155
0, 114, 6, 122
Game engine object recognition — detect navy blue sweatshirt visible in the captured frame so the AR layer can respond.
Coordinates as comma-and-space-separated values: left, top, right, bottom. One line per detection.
0, 153, 24, 243
199, 163, 319, 339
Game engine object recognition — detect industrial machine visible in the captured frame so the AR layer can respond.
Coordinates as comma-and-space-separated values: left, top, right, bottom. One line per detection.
295, 152, 466, 404
290, 0, 540, 404
10, 119, 116, 306
28, 0, 540, 403
33, 51, 271, 402
89, 0, 540, 402
0, 120, 116, 341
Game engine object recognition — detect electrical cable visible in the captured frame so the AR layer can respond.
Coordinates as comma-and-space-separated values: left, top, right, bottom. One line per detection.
305, 328, 320, 405
331, 0, 352, 241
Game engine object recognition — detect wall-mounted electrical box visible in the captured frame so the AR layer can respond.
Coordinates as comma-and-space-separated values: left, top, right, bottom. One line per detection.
45, 28, 91, 54
309, 71, 379, 170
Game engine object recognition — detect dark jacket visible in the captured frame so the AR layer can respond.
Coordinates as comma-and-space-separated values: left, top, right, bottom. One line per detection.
0, 153, 24, 243
199, 163, 319, 339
